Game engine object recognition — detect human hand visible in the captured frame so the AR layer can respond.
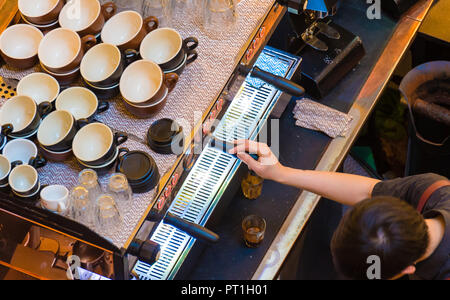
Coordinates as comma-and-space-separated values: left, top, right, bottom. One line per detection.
229, 140, 285, 181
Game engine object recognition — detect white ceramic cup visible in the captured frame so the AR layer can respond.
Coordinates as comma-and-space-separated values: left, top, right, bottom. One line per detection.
17, 73, 60, 105
9, 164, 40, 197
55, 87, 99, 120
40, 185, 70, 213
3, 138, 38, 165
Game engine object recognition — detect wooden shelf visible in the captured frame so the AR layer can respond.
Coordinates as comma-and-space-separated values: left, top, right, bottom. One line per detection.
0, 0, 18, 34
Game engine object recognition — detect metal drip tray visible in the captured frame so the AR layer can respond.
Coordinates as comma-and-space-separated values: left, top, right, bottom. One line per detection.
133, 46, 301, 280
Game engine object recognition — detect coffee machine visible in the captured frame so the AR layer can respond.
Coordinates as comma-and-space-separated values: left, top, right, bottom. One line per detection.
275, 0, 365, 98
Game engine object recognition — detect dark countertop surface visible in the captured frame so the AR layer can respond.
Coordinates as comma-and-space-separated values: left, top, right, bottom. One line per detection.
185, 0, 398, 280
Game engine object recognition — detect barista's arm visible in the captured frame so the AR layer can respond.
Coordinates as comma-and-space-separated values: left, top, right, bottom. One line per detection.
229, 140, 380, 206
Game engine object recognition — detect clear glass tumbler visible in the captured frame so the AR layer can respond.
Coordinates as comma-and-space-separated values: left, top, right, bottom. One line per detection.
202, 0, 237, 39
107, 173, 133, 216
94, 194, 122, 237
114, 0, 144, 13
242, 215, 266, 248
70, 186, 94, 228
142, 0, 173, 27
241, 170, 264, 200
78, 169, 103, 205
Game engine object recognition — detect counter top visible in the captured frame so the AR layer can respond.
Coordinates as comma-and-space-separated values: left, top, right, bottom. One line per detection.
184, 0, 434, 280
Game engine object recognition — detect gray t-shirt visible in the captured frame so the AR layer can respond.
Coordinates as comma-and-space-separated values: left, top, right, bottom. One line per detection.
372, 173, 450, 280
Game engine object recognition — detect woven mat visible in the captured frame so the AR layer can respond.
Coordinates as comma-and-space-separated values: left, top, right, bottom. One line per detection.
0, 0, 275, 248
293, 98, 353, 138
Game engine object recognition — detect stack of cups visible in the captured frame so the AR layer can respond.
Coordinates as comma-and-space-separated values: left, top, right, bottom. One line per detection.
18, 0, 63, 33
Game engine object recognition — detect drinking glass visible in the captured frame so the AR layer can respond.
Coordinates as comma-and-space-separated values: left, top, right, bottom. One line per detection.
107, 173, 133, 216
70, 186, 94, 228
78, 169, 102, 205
242, 215, 266, 248
202, 0, 237, 39
114, 0, 144, 13
142, 0, 172, 27
94, 194, 122, 237
171, 0, 188, 23
241, 171, 264, 199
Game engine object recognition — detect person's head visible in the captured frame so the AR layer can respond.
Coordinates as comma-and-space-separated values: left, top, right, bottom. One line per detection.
331, 196, 429, 280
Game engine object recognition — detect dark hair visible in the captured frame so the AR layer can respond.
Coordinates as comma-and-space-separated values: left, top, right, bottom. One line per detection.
331, 196, 429, 280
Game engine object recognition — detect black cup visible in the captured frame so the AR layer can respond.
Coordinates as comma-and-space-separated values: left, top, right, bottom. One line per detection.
116, 148, 160, 193
140, 28, 199, 72
81, 45, 140, 88
55, 87, 111, 122
37, 110, 81, 152
8, 164, 41, 198
163, 50, 198, 76
78, 147, 127, 175
0, 95, 52, 140
73, 122, 128, 167
147, 118, 184, 155
0, 158, 22, 188
7, 101, 52, 139
83, 78, 121, 100
159, 37, 198, 71
0, 124, 13, 151
29, 156, 47, 169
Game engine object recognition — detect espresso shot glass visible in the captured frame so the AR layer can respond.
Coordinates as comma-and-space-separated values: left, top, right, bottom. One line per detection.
242, 215, 266, 248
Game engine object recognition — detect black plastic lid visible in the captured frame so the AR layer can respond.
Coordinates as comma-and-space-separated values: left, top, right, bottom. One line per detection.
117, 151, 156, 183
147, 118, 184, 154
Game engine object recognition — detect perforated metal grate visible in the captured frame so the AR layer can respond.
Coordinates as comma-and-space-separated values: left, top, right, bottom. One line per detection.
0, 77, 17, 100
134, 146, 236, 280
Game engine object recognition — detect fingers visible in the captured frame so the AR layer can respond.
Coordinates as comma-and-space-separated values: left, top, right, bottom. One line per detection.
229, 140, 270, 157
237, 152, 260, 171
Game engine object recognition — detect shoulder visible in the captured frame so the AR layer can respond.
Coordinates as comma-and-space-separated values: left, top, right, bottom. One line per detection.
372, 173, 449, 208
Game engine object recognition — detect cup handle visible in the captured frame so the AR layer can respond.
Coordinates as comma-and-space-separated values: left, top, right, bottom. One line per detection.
124, 49, 140, 67
1, 123, 13, 136
29, 156, 47, 169
11, 160, 23, 169
186, 50, 198, 66
81, 35, 97, 52
164, 73, 179, 93
114, 132, 128, 146
57, 201, 67, 214
115, 147, 130, 172
38, 101, 52, 118
117, 147, 130, 163
97, 101, 110, 114
101, 2, 117, 21
143, 16, 159, 33
183, 37, 199, 52
76, 118, 91, 130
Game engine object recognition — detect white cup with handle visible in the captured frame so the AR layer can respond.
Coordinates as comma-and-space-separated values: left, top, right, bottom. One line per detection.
40, 185, 70, 213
